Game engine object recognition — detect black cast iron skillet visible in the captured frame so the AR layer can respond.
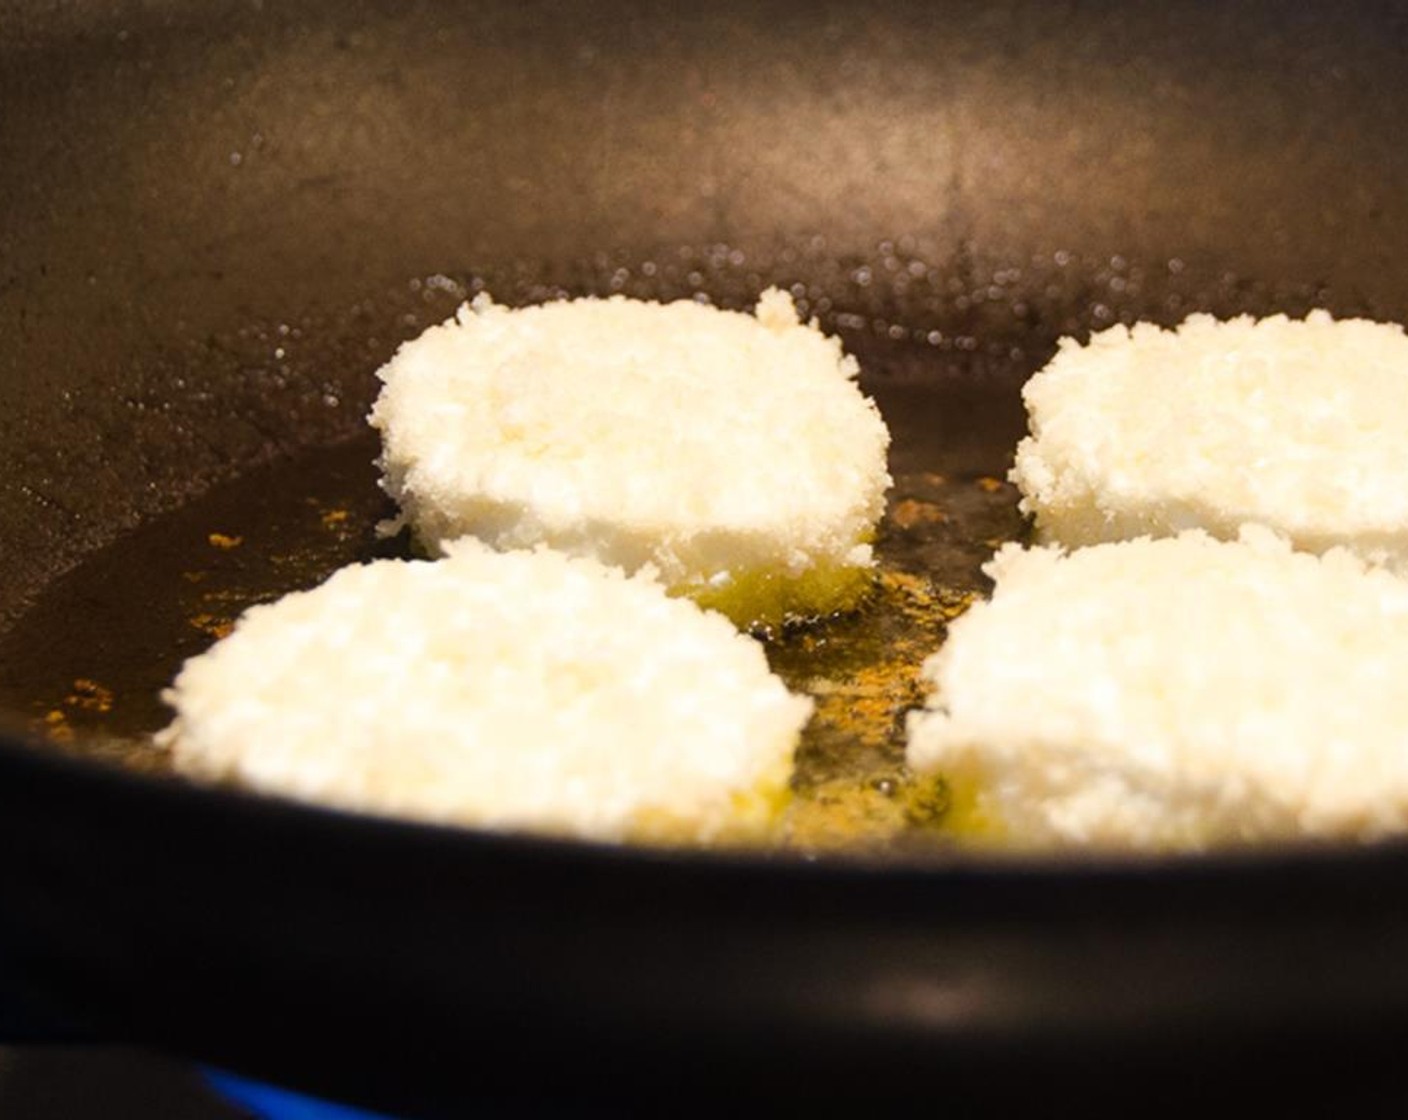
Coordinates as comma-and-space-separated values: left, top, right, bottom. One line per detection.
6, 0, 1408, 1113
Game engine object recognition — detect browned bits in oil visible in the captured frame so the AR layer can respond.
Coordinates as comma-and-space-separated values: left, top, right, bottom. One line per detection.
772, 568, 978, 855
890, 498, 949, 529
900, 776, 952, 827
31, 680, 122, 748
976, 476, 1007, 494
189, 613, 235, 640
785, 778, 917, 850
938, 590, 978, 621
208, 532, 244, 550
37, 708, 74, 744
66, 678, 114, 713
319, 507, 357, 545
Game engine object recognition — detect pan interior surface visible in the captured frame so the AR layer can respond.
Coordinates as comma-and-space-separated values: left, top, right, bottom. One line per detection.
0, 245, 1379, 858
5, 167, 1402, 858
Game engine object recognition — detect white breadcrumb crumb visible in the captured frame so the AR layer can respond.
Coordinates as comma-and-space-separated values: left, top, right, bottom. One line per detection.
906, 527, 1408, 851
156, 541, 812, 844
1011, 311, 1408, 568
368, 289, 892, 628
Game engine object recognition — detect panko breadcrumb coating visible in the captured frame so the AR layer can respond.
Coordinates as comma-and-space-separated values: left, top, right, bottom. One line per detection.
906, 527, 1408, 852
369, 289, 892, 629
1011, 311, 1408, 568
156, 541, 813, 844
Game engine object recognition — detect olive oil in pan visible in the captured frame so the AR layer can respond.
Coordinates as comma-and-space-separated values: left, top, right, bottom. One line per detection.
0, 351, 1028, 854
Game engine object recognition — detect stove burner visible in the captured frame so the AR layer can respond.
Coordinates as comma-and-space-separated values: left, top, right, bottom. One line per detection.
203, 1070, 399, 1120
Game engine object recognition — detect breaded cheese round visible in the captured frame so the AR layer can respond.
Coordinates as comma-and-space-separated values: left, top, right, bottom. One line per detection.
368, 289, 892, 629
156, 541, 813, 844
1011, 311, 1408, 568
906, 527, 1408, 851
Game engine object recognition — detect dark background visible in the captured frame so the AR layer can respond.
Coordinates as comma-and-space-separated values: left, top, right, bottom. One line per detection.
0, 1049, 246, 1118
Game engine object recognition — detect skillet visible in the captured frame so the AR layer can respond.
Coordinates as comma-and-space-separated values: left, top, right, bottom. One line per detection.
5, 0, 1408, 1111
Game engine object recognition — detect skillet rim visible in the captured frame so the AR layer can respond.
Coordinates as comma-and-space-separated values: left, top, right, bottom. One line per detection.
7, 714, 1408, 883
